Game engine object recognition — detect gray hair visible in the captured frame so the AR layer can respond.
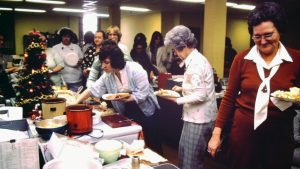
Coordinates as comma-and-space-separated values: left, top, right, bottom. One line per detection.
164, 25, 197, 51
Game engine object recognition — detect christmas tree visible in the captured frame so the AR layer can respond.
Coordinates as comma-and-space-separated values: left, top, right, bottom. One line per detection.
15, 31, 54, 117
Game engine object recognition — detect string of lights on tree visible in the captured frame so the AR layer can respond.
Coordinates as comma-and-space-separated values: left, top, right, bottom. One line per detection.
14, 31, 54, 117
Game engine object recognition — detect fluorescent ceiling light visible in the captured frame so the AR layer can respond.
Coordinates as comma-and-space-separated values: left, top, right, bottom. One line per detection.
232, 4, 255, 10
120, 6, 151, 12
0, 0, 22, 1
226, 2, 237, 7
25, 0, 66, 5
96, 13, 109, 18
172, 0, 205, 3
0, 7, 13, 11
15, 8, 46, 13
53, 8, 86, 13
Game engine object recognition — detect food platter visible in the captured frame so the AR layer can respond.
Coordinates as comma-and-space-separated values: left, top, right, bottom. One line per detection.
271, 87, 300, 103
102, 93, 130, 101
271, 93, 300, 103
154, 89, 181, 98
54, 90, 76, 104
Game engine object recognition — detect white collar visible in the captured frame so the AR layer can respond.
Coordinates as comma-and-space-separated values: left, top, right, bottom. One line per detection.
244, 42, 293, 69
183, 49, 198, 68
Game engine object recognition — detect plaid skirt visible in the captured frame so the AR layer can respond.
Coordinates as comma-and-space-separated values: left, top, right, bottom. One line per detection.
178, 121, 214, 169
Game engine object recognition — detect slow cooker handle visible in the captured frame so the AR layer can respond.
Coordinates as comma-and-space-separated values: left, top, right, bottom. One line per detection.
50, 107, 56, 112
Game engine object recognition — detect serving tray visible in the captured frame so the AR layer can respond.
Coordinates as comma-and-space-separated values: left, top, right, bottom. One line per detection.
101, 114, 132, 128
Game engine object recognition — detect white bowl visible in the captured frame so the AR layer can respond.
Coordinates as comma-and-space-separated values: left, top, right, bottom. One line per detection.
43, 158, 102, 169
94, 140, 122, 164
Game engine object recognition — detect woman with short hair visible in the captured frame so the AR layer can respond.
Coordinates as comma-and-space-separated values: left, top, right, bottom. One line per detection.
208, 2, 300, 169
163, 25, 217, 169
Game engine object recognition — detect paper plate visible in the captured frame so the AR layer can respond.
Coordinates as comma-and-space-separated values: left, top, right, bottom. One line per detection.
64, 52, 79, 66
271, 93, 300, 103
154, 89, 180, 98
102, 93, 130, 101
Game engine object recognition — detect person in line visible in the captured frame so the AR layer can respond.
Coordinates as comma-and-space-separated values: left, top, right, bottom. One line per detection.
52, 27, 83, 92
130, 40, 159, 83
223, 37, 237, 77
148, 31, 164, 65
82, 30, 106, 88
207, 2, 300, 169
156, 45, 174, 73
106, 25, 132, 61
86, 26, 132, 88
162, 25, 217, 169
73, 39, 162, 153
132, 32, 152, 57
81, 31, 94, 54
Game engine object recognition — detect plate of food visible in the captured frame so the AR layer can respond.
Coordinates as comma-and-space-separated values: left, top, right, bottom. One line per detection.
154, 89, 181, 98
54, 90, 76, 104
271, 87, 300, 103
102, 93, 131, 101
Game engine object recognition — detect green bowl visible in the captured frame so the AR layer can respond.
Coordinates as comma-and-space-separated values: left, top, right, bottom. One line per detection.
95, 140, 122, 164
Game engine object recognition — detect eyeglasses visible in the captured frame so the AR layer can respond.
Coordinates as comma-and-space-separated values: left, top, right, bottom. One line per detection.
252, 32, 274, 41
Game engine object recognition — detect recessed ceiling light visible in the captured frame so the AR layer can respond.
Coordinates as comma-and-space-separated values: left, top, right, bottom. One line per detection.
53, 8, 86, 13
0, 7, 13, 11
15, 8, 46, 13
25, 0, 66, 5
120, 6, 151, 12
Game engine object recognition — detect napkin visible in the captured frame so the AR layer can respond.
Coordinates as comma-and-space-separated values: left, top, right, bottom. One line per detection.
270, 97, 293, 111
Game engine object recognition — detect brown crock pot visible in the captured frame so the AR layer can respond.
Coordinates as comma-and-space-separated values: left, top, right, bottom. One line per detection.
66, 104, 92, 135
42, 98, 66, 119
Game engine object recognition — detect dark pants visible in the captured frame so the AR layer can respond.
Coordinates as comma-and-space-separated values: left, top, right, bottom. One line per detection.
124, 101, 163, 155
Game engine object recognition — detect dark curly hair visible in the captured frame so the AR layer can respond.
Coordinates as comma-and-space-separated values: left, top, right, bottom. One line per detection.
59, 28, 73, 37
99, 39, 126, 69
248, 2, 287, 35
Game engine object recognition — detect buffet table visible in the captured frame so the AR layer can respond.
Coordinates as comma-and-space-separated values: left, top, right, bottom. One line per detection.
68, 120, 142, 144
29, 117, 142, 144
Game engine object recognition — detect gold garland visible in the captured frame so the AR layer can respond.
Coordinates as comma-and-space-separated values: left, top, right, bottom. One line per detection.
18, 67, 49, 81
26, 42, 46, 51
16, 94, 53, 106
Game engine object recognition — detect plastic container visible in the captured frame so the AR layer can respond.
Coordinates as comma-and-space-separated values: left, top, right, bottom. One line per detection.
95, 139, 122, 164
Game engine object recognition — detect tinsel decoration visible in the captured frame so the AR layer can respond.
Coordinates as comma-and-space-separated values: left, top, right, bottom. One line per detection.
14, 31, 54, 117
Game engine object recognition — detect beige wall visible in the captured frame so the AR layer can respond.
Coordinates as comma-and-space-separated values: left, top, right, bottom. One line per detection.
226, 18, 250, 52
99, 18, 110, 32
14, 14, 80, 54
121, 12, 161, 51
